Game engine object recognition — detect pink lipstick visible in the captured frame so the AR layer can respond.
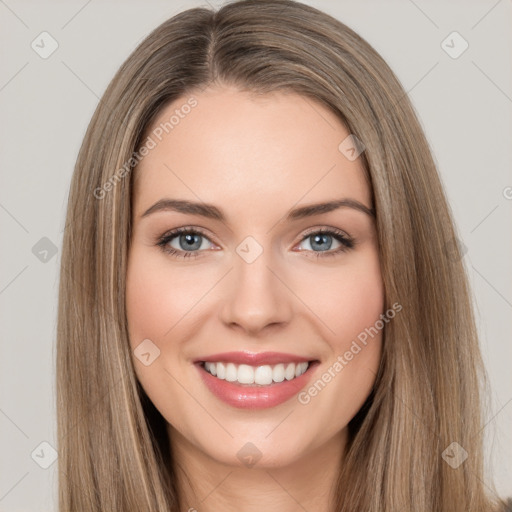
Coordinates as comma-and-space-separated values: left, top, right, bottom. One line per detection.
193, 351, 320, 409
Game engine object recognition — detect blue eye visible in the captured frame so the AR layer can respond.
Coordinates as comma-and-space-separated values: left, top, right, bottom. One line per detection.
156, 227, 355, 260
297, 228, 354, 258
156, 227, 214, 258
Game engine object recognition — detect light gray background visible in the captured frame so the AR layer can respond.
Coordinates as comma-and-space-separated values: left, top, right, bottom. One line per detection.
1, 0, 511, 510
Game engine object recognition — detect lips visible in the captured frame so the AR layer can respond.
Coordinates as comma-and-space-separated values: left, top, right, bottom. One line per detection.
193, 351, 321, 409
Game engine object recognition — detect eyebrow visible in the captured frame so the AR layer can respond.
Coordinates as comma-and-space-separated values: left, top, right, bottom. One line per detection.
140, 198, 375, 222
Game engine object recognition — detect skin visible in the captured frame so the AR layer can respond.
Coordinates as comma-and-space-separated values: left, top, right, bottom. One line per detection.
126, 85, 384, 512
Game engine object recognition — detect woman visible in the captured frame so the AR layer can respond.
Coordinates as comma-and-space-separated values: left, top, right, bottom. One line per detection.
56, 0, 509, 510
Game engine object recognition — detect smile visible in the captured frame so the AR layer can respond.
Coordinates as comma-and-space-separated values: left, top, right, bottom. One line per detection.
202, 361, 310, 386
194, 352, 320, 409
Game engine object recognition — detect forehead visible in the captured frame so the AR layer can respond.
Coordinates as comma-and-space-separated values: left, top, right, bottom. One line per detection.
133, 86, 371, 220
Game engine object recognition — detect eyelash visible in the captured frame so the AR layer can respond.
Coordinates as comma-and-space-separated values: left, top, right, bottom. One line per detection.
155, 226, 355, 260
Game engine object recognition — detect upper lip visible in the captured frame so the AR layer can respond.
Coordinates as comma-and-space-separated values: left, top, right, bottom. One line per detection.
194, 351, 316, 366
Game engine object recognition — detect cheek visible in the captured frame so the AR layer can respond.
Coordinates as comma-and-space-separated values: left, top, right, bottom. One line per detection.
335, 263, 384, 344
125, 260, 167, 346
125, 250, 202, 413
125, 249, 207, 346
316, 252, 384, 421
295, 250, 384, 415
299, 250, 384, 347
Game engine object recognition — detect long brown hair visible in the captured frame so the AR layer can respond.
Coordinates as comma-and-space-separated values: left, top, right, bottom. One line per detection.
56, 0, 507, 509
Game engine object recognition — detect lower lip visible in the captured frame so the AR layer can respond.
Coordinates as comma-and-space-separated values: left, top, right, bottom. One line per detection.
195, 361, 320, 410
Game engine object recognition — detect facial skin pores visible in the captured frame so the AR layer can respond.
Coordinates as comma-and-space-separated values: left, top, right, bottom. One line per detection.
126, 85, 385, 511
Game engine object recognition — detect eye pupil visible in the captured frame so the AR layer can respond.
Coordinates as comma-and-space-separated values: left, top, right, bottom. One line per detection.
311, 233, 332, 251
180, 233, 202, 250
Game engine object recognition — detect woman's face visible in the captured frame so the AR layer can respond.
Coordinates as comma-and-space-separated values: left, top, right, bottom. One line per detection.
126, 85, 384, 468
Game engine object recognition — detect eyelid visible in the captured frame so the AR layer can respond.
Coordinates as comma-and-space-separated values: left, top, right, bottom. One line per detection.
159, 225, 219, 245
297, 225, 352, 242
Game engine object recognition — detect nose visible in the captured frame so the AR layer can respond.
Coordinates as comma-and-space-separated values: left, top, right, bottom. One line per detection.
219, 247, 294, 336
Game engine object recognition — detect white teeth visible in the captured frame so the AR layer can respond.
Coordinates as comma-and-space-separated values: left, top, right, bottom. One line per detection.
295, 362, 308, 377
285, 362, 295, 380
204, 361, 216, 376
254, 365, 273, 385
272, 363, 285, 383
225, 363, 238, 382
216, 362, 226, 379
237, 364, 254, 384
203, 361, 310, 385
